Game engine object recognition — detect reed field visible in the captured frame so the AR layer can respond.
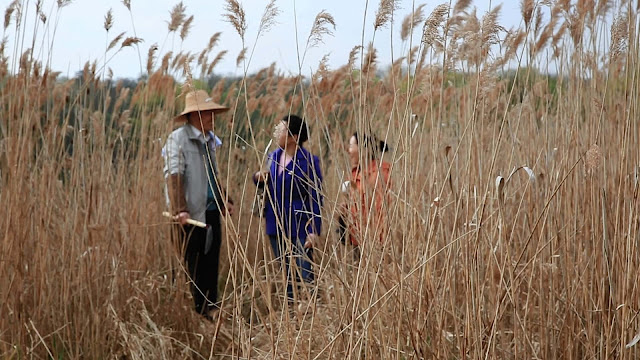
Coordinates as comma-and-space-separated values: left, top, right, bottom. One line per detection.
1, 0, 639, 358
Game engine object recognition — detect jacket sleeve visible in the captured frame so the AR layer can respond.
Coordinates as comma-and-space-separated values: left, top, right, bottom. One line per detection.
163, 131, 187, 214
306, 155, 323, 236
163, 131, 185, 176
167, 174, 188, 214
253, 153, 272, 189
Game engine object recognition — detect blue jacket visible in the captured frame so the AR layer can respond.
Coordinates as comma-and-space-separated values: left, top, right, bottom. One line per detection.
259, 147, 323, 240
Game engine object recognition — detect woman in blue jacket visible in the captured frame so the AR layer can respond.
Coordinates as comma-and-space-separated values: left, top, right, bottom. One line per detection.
253, 115, 323, 300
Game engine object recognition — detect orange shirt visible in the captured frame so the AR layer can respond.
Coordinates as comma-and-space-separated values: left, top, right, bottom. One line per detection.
347, 160, 392, 246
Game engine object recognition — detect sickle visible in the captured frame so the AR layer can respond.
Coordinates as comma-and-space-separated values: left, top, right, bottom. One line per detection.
204, 225, 213, 254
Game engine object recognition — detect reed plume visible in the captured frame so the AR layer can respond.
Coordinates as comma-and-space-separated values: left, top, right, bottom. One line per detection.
167, 2, 186, 33
551, 22, 567, 58
453, 0, 472, 15
4, 0, 19, 30
521, 0, 534, 29
313, 54, 331, 83
533, 18, 557, 57
258, 0, 280, 36
121, 37, 142, 48
374, 0, 400, 30
347, 45, 362, 69
160, 51, 172, 72
585, 144, 602, 173
207, 32, 222, 50
400, 4, 425, 42
146, 43, 158, 74
224, 0, 247, 39
104, 9, 113, 32
422, 3, 450, 48
171, 51, 183, 70
610, 13, 629, 62
481, 5, 504, 48
107, 32, 126, 52
362, 42, 377, 74
236, 47, 247, 67
568, 11, 584, 46
307, 10, 336, 49
408, 45, 419, 65
207, 50, 227, 75
179, 15, 193, 41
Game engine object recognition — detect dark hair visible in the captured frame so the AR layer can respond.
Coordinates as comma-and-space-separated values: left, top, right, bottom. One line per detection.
283, 114, 309, 144
353, 132, 389, 159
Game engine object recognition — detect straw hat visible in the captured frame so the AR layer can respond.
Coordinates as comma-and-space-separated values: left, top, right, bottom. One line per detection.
174, 90, 229, 121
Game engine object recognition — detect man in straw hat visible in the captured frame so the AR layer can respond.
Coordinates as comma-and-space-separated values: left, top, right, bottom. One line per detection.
163, 89, 233, 320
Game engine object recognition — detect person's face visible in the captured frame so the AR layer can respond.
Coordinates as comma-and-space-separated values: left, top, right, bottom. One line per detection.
190, 110, 215, 132
274, 121, 294, 149
348, 135, 359, 167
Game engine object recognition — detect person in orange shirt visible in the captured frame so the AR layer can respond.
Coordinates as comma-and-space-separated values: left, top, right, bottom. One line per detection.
338, 132, 392, 248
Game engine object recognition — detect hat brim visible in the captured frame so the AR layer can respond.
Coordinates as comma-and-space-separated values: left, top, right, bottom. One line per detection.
174, 106, 230, 121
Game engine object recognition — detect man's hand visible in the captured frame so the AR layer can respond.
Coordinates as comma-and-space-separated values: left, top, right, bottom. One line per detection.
305, 233, 319, 249
177, 211, 191, 226
254, 171, 269, 183
222, 201, 234, 216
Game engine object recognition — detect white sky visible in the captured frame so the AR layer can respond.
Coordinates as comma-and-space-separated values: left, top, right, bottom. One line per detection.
5, 0, 523, 79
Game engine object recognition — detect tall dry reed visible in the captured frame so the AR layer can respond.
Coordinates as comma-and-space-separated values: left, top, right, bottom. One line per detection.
1, 0, 639, 358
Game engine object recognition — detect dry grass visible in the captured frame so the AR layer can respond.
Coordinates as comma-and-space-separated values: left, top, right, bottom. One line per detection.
1, 0, 640, 358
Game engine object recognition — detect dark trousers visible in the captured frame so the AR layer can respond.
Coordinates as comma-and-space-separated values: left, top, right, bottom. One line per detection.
181, 210, 222, 314
269, 234, 313, 300
337, 214, 360, 259
337, 214, 348, 244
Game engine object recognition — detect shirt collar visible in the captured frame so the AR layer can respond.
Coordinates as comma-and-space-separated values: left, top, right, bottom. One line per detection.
189, 124, 222, 148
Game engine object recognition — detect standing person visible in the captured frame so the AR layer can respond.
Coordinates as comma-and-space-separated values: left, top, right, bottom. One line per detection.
253, 115, 323, 301
163, 89, 234, 320
338, 132, 392, 248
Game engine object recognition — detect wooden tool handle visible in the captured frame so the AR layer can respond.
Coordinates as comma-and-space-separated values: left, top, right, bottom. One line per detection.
162, 211, 206, 228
